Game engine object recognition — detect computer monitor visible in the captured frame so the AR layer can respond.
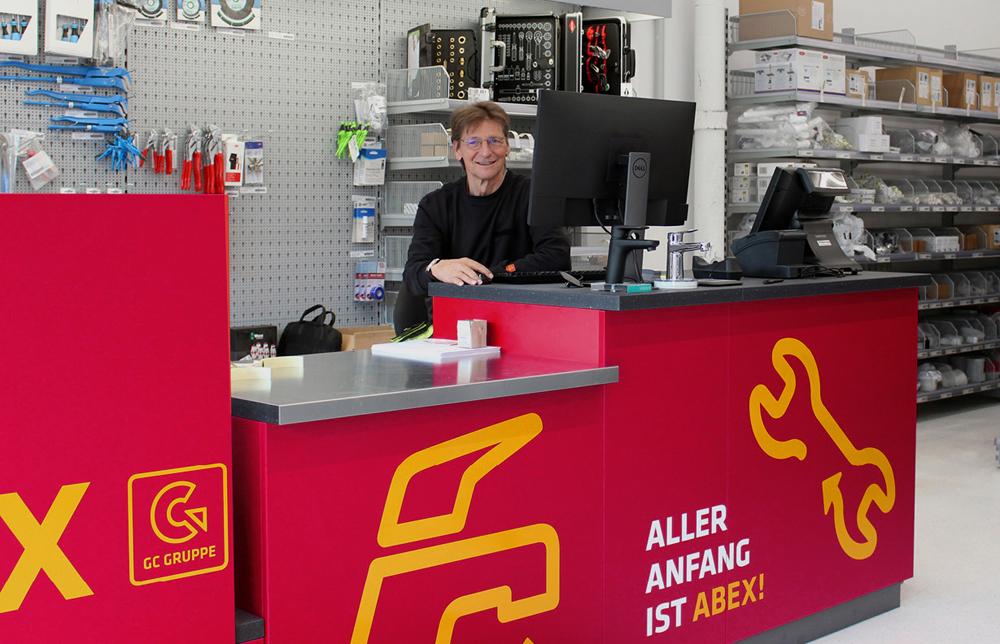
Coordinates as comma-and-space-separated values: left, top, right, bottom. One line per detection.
527, 91, 696, 283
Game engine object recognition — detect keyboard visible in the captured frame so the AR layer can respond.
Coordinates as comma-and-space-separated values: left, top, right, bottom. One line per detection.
489, 269, 606, 285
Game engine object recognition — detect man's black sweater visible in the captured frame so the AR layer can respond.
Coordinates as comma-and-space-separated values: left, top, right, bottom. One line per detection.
403, 172, 570, 296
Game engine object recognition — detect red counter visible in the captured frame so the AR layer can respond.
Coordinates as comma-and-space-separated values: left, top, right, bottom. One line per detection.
232, 275, 920, 643
1, 195, 234, 643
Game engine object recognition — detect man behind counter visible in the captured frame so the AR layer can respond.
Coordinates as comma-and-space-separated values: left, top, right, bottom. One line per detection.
395, 101, 571, 334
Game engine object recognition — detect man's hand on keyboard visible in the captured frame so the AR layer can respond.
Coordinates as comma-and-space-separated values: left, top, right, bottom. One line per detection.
430, 258, 494, 286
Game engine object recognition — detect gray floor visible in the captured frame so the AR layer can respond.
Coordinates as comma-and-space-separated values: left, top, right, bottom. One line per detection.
816, 396, 1000, 643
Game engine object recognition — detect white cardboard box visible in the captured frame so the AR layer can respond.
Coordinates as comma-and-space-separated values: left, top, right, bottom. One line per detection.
754, 48, 845, 94
732, 162, 754, 177
44, 0, 93, 57
836, 116, 884, 134
0, 0, 39, 55
756, 161, 818, 177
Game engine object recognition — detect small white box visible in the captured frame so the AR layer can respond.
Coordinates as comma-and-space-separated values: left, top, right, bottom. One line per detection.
732, 162, 754, 177
820, 53, 847, 95
836, 116, 883, 135
757, 176, 772, 194
731, 176, 752, 191
731, 187, 755, 204
836, 128, 891, 153
44, 0, 94, 57
0, 0, 39, 55
457, 319, 488, 349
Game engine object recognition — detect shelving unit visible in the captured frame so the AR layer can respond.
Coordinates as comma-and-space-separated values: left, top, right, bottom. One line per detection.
727, 14, 1000, 407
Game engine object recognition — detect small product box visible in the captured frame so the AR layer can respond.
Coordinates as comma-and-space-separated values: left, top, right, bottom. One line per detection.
845, 68, 871, 100
820, 52, 846, 95
732, 162, 754, 177
731, 187, 755, 204
756, 161, 817, 177
980, 77, 997, 111
243, 141, 265, 185
875, 66, 944, 106
730, 176, 753, 191
457, 319, 488, 349
419, 131, 449, 157
231, 325, 278, 362
0, 0, 39, 55
943, 72, 980, 110
835, 116, 891, 152
44, 0, 94, 57
339, 326, 395, 351
222, 136, 245, 187
754, 48, 824, 92
738, 0, 833, 41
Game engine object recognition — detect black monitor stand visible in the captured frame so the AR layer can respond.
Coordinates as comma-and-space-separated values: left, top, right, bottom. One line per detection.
605, 152, 659, 285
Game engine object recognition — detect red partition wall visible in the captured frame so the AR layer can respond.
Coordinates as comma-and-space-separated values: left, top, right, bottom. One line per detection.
0, 195, 234, 642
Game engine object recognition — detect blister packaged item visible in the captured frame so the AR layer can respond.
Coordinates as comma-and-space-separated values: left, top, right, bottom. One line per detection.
0, 0, 39, 55
177, 0, 206, 22
19, 133, 59, 190
211, 0, 261, 31
353, 260, 386, 302
831, 212, 874, 260
243, 140, 264, 185
351, 195, 376, 244
353, 145, 386, 186
45, 0, 95, 58
352, 82, 388, 136
222, 135, 244, 187
93, 0, 137, 67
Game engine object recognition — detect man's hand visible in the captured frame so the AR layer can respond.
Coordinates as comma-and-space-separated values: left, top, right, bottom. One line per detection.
430, 258, 493, 286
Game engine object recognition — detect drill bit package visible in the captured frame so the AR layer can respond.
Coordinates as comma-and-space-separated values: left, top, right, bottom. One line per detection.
93, 0, 137, 68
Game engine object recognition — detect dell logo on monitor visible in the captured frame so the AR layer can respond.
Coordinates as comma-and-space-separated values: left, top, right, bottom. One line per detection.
632, 158, 648, 179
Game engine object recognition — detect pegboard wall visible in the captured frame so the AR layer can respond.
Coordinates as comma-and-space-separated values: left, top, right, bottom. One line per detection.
0, 1, 578, 329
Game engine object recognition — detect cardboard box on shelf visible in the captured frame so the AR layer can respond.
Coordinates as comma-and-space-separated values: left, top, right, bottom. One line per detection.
339, 325, 397, 351
846, 68, 871, 99
731, 176, 753, 191
733, 162, 754, 177
731, 187, 756, 204
738, 0, 833, 41
821, 52, 846, 95
875, 66, 944, 107
943, 72, 981, 110
836, 116, 890, 152
977, 224, 1000, 250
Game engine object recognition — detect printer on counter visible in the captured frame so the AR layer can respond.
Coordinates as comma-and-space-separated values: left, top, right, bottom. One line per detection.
732, 167, 861, 279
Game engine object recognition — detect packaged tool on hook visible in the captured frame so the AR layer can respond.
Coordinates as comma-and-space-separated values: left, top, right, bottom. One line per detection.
177, 0, 205, 23
243, 140, 264, 186
93, 0, 137, 67
211, 0, 261, 31
222, 134, 244, 188
17, 131, 59, 190
0, 1, 39, 56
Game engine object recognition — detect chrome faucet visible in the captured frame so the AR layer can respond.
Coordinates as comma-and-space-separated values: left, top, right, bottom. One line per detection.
657, 230, 712, 290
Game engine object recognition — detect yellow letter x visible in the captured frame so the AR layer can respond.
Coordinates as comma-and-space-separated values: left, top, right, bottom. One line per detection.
0, 483, 93, 614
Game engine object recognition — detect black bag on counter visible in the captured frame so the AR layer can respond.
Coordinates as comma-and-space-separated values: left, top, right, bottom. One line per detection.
277, 305, 342, 356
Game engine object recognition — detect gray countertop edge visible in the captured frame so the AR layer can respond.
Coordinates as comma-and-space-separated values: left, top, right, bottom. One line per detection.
232, 366, 619, 426
429, 274, 930, 311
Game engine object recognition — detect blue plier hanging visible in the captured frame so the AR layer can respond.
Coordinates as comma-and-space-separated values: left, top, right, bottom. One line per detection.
0, 75, 128, 91
26, 89, 129, 108
26, 100, 126, 117
0, 61, 131, 82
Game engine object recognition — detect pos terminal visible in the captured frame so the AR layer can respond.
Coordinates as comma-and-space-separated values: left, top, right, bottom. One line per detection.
732, 167, 861, 278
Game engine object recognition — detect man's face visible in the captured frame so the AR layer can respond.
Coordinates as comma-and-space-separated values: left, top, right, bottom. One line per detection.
453, 119, 509, 184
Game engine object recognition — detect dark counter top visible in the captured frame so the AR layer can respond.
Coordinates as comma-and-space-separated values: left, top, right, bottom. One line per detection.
231, 350, 617, 425
429, 272, 928, 311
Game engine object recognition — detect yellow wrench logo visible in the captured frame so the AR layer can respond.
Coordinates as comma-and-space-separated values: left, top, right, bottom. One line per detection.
352, 413, 559, 643
749, 338, 895, 560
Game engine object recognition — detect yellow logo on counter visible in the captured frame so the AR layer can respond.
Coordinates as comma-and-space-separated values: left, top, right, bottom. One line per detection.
128, 464, 228, 586
0, 483, 93, 613
351, 413, 559, 644
749, 338, 896, 560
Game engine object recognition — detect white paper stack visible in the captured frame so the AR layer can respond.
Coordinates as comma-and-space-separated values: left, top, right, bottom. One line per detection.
370, 339, 500, 364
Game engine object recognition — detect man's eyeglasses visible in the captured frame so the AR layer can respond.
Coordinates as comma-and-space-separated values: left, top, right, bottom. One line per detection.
460, 136, 508, 150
